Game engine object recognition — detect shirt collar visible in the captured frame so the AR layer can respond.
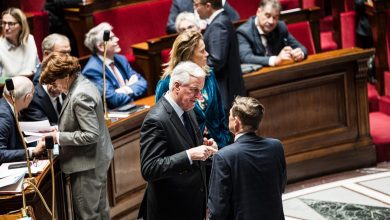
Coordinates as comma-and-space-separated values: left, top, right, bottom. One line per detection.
5, 98, 15, 114
207, 8, 224, 24
234, 132, 248, 142
255, 17, 266, 35
42, 84, 59, 102
97, 54, 114, 65
4, 38, 17, 51
164, 92, 185, 118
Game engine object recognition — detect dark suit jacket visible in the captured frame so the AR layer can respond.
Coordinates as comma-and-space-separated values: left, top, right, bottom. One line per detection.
204, 11, 245, 110
0, 98, 25, 163
237, 17, 307, 66
82, 54, 147, 109
140, 97, 207, 220
208, 132, 287, 220
166, 0, 240, 34
21, 84, 59, 125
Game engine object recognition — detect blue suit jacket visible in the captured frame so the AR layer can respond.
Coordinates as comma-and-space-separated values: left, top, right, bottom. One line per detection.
204, 11, 246, 110
166, 0, 240, 34
155, 71, 231, 148
237, 17, 307, 66
208, 132, 287, 220
82, 54, 147, 109
21, 84, 59, 125
0, 98, 26, 163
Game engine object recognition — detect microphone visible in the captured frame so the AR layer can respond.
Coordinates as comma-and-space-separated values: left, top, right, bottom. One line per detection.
103, 30, 110, 42
5, 79, 14, 91
102, 30, 111, 125
45, 136, 54, 150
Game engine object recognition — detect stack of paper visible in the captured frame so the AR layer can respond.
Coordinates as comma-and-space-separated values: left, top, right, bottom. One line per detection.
0, 169, 26, 193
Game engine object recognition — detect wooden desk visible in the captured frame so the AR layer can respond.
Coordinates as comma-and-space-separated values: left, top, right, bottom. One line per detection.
0, 159, 68, 220
244, 48, 376, 182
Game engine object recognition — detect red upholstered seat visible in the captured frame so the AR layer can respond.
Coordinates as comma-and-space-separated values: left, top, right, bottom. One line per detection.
229, 0, 260, 19
27, 11, 49, 60
320, 31, 337, 52
161, 49, 171, 64
93, 0, 171, 63
379, 96, 390, 116
287, 21, 316, 55
370, 112, 390, 162
368, 83, 379, 112
20, 0, 46, 12
340, 11, 356, 48
385, 71, 390, 97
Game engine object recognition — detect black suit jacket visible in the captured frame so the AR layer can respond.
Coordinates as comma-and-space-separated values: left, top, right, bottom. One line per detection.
208, 132, 287, 220
21, 84, 59, 125
237, 17, 307, 66
140, 97, 207, 220
0, 98, 25, 163
166, 0, 240, 34
204, 11, 245, 110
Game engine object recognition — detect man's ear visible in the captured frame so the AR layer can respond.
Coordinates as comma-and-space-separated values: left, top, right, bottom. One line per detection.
173, 81, 181, 92
234, 116, 241, 132
96, 43, 105, 53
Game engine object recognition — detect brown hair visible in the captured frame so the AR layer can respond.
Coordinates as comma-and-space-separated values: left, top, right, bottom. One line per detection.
259, 0, 282, 12
1, 8, 29, 45
162, 30, 208, 78
231, 96, 265, 131
40, 52, 81, 85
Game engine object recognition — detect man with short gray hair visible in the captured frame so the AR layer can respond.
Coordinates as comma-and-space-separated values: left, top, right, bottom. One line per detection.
1, 76, 46, 163
83, 22, 147, 109
139, 61, 218, 220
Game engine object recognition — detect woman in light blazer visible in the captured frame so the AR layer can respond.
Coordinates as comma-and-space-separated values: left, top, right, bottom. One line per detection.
40, 52, 113, 220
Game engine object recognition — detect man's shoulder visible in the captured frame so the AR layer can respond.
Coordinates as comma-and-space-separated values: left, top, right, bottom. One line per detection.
83, 55, 101, 72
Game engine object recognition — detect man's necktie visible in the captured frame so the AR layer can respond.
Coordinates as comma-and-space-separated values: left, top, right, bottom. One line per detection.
264, 34, 273, 56
182, 112, 196, 144
109, 62, 126, 87
56, 97, 62, 115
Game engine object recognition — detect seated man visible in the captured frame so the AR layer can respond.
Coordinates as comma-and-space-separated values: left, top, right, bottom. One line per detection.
237, 0, 307, 66
83, 22, 147, 109
166, 0, 239, 34
23, 34, 70, 125
0, 76, 46, 163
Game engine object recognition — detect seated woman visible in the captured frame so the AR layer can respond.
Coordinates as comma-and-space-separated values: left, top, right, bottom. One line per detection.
82, 22, 147, 109
0, 8, 39, 77
175, 12, 201, 33
155, 30, 231, 148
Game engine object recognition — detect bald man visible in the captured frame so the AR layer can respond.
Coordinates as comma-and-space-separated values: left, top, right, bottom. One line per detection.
0, 76, 46, 163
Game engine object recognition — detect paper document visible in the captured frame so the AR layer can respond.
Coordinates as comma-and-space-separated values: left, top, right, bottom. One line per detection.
0, 160, 50, 179
19, 120, 51, 133
0, 169, 26, 193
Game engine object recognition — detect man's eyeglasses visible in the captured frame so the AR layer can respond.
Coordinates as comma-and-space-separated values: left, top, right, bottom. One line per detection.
0, 21, 19, 28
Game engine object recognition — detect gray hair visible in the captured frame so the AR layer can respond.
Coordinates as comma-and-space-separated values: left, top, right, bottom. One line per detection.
169, 61, 206, 90
175, 12, 200, 33
84, 22, 113, 53
259, 0, 282, 12
41, 33, 69, 53
3, 76, 34, 100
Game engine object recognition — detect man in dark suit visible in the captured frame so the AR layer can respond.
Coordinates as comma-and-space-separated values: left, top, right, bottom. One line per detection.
83, 22, 147, 109
237, 0, 307, 66
194, 0, 245, 111
0, 76, 46, 163
25, 34, 70, 125
208, 96, 287, 220
139, 61, 218, 220
166, 0, 239, 34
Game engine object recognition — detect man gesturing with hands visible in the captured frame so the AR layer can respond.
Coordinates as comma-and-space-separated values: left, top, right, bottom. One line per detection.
139, 61, 217, 220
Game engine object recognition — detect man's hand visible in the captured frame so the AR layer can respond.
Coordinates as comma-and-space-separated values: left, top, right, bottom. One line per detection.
126, 74, 138, 85
291, 48, 304, 62
33, 138, 46, 157
187, 145, 218, 161
203, 137, 218, 150
275, 46, 293, 66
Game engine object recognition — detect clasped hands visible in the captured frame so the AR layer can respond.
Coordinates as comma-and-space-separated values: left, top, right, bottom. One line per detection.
275, 46, 304, 66
115, 75, 139, 94
187, 138, 218, 161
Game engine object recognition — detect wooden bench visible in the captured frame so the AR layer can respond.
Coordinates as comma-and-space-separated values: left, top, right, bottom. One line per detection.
132, 6, 321, 95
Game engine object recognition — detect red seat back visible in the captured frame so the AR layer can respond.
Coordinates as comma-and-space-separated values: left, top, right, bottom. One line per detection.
340, 11, 356, 48
280, 0, 300, 10
287, 21, 316, 55
93, 0, 171, 58
20, 0, 46, 12
229, 0, 260, 19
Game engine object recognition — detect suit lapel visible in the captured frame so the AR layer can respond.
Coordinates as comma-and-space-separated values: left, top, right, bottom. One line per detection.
251, 17, 266, 55
36, 84, 58, 122
94, 55, 120, 88
161, 97, 195, 147
58, 75, 83, 120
